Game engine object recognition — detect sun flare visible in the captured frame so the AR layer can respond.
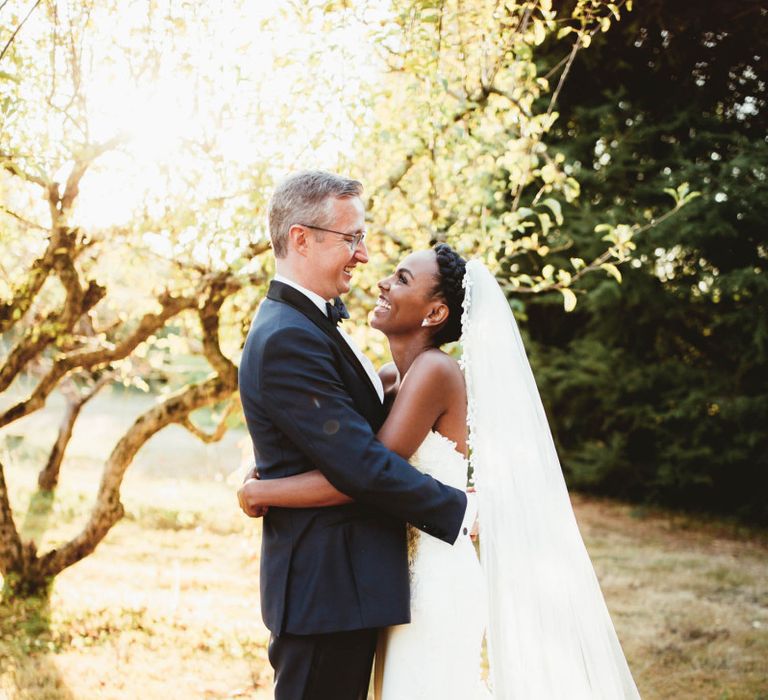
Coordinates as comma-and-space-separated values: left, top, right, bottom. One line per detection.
64, 1, 379, 232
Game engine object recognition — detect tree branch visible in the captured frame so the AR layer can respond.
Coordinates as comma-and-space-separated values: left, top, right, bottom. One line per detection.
37, 371, 112, 491
0, 0, 43, 63
36, 373, 237, 578
60, 134, 128, 212
0, 290, 199, 428
2, 131, 126, 214
0, 204, 47, 230
0, 247, 105, 393
178, 397, 238, 444
1, 154, 49, 189
0, 233, 60, 333
546, 37, 580, 119
198, 276, 240, 385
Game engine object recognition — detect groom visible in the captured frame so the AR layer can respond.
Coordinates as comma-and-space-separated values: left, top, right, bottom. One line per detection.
237, 171, 475, 700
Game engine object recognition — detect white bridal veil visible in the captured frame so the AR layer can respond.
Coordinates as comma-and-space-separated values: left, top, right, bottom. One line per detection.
460, 260, 641, 699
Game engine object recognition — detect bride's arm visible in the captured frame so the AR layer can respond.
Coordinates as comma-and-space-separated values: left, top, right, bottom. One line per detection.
376, 351, 460, 458
238, 469, 354, 515
238, 354, 457, 514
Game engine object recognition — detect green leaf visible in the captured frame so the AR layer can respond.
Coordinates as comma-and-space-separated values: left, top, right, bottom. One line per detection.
538, 212, 552, 237
682, 191, 702, 205
541, 198, 564, 225
663, 186, 680, 204
570, 257, 585, 270
600, 263, 622, 283
560, 287, 577, 312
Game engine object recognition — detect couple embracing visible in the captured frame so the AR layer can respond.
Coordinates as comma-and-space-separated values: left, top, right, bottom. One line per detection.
237, 171, 640, 700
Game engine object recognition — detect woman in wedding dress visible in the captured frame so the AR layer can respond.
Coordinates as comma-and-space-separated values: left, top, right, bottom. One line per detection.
240, 244, 640, 699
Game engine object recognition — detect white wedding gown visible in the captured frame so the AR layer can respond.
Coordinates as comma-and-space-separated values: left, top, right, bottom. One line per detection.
374, 260, 640, 699
374, 430, 492, 700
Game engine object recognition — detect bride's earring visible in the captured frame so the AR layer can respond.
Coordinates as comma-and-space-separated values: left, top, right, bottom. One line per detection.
421, 319, 429, 327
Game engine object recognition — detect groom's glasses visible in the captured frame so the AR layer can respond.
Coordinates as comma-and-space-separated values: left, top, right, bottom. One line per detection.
296, 223, 366, 253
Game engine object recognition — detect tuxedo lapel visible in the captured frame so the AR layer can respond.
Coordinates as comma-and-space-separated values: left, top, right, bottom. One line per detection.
266, 281, 382, 406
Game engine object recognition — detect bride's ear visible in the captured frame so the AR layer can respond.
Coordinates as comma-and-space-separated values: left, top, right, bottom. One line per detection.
421, 302, 449, 328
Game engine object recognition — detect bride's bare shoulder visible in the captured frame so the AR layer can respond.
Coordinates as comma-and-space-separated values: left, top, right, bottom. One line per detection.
407, 348, 463, 387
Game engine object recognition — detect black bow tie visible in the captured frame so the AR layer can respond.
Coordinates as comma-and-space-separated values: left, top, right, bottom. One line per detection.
326, 297, 349, 326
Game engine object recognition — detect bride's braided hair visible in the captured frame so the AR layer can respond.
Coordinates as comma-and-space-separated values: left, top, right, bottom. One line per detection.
431, 243, 467, 346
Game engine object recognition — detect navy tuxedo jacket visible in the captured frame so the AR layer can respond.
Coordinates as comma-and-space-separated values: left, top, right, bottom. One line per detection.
239, 281, 467, 635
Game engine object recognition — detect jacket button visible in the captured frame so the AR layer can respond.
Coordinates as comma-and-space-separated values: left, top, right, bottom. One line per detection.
463, 527, 468, 536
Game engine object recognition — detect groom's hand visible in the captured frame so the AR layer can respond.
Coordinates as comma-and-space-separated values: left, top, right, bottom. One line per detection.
238, 476, 269, 518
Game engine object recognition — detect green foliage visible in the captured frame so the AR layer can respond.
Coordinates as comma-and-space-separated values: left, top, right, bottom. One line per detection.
528, 0, 768, 522
346, 0, 660, 318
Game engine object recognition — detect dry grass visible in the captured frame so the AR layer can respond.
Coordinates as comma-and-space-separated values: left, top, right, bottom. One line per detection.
573, 496, 768, 700
0, 470, 272, 700
0, 388, 767, 699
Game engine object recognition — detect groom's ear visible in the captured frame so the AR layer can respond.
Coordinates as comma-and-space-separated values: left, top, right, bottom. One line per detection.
287, 224, 310, 256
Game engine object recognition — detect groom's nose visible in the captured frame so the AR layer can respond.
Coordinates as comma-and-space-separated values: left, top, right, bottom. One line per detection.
353, 238, 369, 264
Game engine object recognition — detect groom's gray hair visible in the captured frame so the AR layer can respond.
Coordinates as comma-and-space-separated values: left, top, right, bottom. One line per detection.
268, 170, 363, 258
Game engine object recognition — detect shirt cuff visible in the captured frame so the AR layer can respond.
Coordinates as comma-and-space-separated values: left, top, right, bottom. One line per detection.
454, 492, 478, 543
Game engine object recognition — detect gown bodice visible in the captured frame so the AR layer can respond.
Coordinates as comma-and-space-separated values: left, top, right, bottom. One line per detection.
411, 430, 469, 490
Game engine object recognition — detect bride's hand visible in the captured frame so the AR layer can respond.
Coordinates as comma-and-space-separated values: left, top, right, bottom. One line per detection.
469, 516, 480, 542
466, 486, 479, 541
238, 478, 269, 518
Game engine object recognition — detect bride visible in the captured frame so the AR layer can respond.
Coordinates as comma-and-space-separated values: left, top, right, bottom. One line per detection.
238, 244, 640, 699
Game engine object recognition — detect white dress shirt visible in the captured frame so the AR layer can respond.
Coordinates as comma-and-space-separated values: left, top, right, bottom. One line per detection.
273, 274, 384, 402
271, 273, 475, 542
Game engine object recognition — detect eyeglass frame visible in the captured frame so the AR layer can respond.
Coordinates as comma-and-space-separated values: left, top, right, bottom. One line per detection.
295, 222, 366, 252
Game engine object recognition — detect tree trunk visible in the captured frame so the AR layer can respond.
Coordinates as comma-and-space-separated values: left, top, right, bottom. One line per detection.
37, 374, 110, 491
0, 461, 23, 577
0, 461, 51, 597
37, 398, 81, 491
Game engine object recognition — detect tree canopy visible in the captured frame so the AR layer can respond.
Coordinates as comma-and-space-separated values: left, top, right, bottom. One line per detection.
528, 0, 768, 522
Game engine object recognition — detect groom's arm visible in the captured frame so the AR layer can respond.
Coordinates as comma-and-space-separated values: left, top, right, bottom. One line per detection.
258, 325, 467, 544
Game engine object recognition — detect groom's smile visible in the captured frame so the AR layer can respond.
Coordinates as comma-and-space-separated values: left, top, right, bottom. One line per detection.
308, 195, 368, 299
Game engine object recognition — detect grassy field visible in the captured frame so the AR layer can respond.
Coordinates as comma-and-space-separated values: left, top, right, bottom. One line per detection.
1, 389, 767, 699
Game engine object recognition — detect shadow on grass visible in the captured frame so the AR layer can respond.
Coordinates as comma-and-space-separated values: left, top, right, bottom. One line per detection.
19, 488, 57, 544
0, 488, 74, 698
0, 593, 75, 700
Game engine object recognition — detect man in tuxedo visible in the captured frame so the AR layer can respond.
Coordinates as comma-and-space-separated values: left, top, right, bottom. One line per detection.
237, 171, 475, 700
